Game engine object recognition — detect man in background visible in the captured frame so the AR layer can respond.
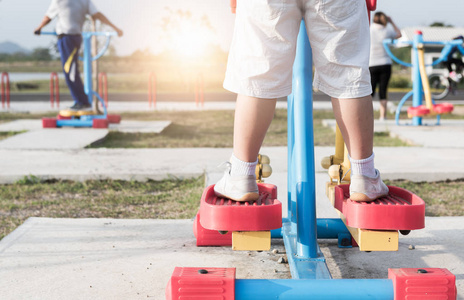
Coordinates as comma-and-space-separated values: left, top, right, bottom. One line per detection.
34, 0, 123, 111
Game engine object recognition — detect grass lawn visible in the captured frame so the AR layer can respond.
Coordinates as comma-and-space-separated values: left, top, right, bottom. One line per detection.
1, 177, 463, 241
384, 179, 464, 217
88, 109, 409, 148
0, 131, 22, 141
0, 176, 204, 240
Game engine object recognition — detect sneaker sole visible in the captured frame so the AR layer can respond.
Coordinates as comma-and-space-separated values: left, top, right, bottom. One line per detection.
350, 192, 388, 202
215, 191, 259, 202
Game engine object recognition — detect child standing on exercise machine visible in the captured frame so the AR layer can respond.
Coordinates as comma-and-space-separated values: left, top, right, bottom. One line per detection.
214, 0, 389, 203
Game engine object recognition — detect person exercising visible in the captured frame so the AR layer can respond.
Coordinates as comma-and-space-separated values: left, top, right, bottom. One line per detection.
34, 0, 123, 111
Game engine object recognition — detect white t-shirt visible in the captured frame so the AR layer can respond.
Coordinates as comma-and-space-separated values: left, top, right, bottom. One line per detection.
46, 0, 98, 35
369, 23, 398, 67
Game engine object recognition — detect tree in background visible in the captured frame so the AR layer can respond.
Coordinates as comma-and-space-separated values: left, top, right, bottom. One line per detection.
430, 22, 454, 28
30, 47, 52, 61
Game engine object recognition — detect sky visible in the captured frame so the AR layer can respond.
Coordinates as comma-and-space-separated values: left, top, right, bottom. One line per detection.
0, 0, 463, 56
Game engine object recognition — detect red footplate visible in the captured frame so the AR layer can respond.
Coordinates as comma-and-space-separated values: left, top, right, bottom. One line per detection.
193, 212, 232, 246
389, 268, 456, 300
199, 183, 282, 232
434, 103, 454, 114
334, 185, 425, 230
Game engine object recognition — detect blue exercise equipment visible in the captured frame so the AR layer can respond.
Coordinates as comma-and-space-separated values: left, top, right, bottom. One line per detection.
40, 31, 118, 128
383, 31, 460, 125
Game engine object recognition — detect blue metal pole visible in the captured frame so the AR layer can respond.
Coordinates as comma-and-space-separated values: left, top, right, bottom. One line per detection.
292, 20, 317, 258
287, 93, 296, 226
272, 218, 349, 239
412, 32, 423, 126
235, 279, 394, 300
82, 33, 93, 106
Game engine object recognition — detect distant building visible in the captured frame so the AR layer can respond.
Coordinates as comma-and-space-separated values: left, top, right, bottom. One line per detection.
397, 27, 464, 76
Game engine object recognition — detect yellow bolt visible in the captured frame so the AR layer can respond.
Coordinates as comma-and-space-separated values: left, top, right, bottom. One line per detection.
261, 164, 272, 178
328, 165, 341, 181
260, 155, 270, 165
321, 156, 333, 169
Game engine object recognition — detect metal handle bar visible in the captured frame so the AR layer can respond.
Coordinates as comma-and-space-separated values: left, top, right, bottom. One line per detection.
40, 31, 58, 36
383, 38, 464, 68
89, 34, 113, 61
39, 31, 116, 61
382, 40, 413, 67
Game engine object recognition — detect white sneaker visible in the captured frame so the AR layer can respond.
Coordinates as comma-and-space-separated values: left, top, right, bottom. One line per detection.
214, 162, 259, 202
349, 169, 389, 202
449, 71, 459, 83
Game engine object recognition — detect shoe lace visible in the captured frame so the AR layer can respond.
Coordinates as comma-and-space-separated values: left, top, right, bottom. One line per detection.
217, 161, 232, 174
341, 168, 351, 182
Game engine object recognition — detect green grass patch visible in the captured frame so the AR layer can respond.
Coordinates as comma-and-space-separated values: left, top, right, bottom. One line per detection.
0, 131, 23, 141
373, 131, 411, 147
1, 177, 462, 240
91, 109, 409, 148
385, 179, 464, 216
0, 112, 56, 122
0, 176, 204, 240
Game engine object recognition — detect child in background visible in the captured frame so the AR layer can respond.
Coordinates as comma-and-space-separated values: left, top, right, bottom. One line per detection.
214, 0, 388, 203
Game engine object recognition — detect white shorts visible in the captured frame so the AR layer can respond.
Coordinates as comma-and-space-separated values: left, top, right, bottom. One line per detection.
224, 0, 372, 99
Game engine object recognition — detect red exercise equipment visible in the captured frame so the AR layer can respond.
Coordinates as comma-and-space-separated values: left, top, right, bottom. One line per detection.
433, 103, 454, 114
333, 185, 425, 231
198, 183, 282, 232
407, 105, 430, 117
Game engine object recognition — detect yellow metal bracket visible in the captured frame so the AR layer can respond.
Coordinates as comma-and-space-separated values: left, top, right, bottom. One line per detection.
232, 231, 271, 251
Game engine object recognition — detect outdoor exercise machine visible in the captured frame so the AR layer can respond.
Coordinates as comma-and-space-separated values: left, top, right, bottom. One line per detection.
166, 2, 457, 299
40, 31, 121, 128
383, 31, 458, 126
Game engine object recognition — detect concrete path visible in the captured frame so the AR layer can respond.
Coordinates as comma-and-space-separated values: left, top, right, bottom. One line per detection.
0, 129, 109, 150
0, 218, 289, 300
0, 146, 462, 184
323, 119, 464, 148
0, 119, 43, 132
109, 120, 171, 133
0, 119, 171, 134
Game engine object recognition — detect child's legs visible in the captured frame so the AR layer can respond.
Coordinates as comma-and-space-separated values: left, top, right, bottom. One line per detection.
331, 96, 373, 160
233, 95, 277, 162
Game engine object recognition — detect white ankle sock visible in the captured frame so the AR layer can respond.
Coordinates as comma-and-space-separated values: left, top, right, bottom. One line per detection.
230, 154, 258, 177
349, 153, 376, 178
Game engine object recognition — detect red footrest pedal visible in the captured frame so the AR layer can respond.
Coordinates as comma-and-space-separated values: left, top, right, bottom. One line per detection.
199, 183, 282, 232
434, 103, 454, 114
389, 268, 456, 300
166, 267, 235, 300
334, 185, 425, 230
193, 212, 232, 246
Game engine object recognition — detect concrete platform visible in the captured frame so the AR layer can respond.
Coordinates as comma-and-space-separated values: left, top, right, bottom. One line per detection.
0, 146, 462, 184
0, 214, 462, 299
0, 119, 43, 132
109, 120, 171, 133
323, 119, 464, 148
0, 129, 108, 150
0, 218, 290, 300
